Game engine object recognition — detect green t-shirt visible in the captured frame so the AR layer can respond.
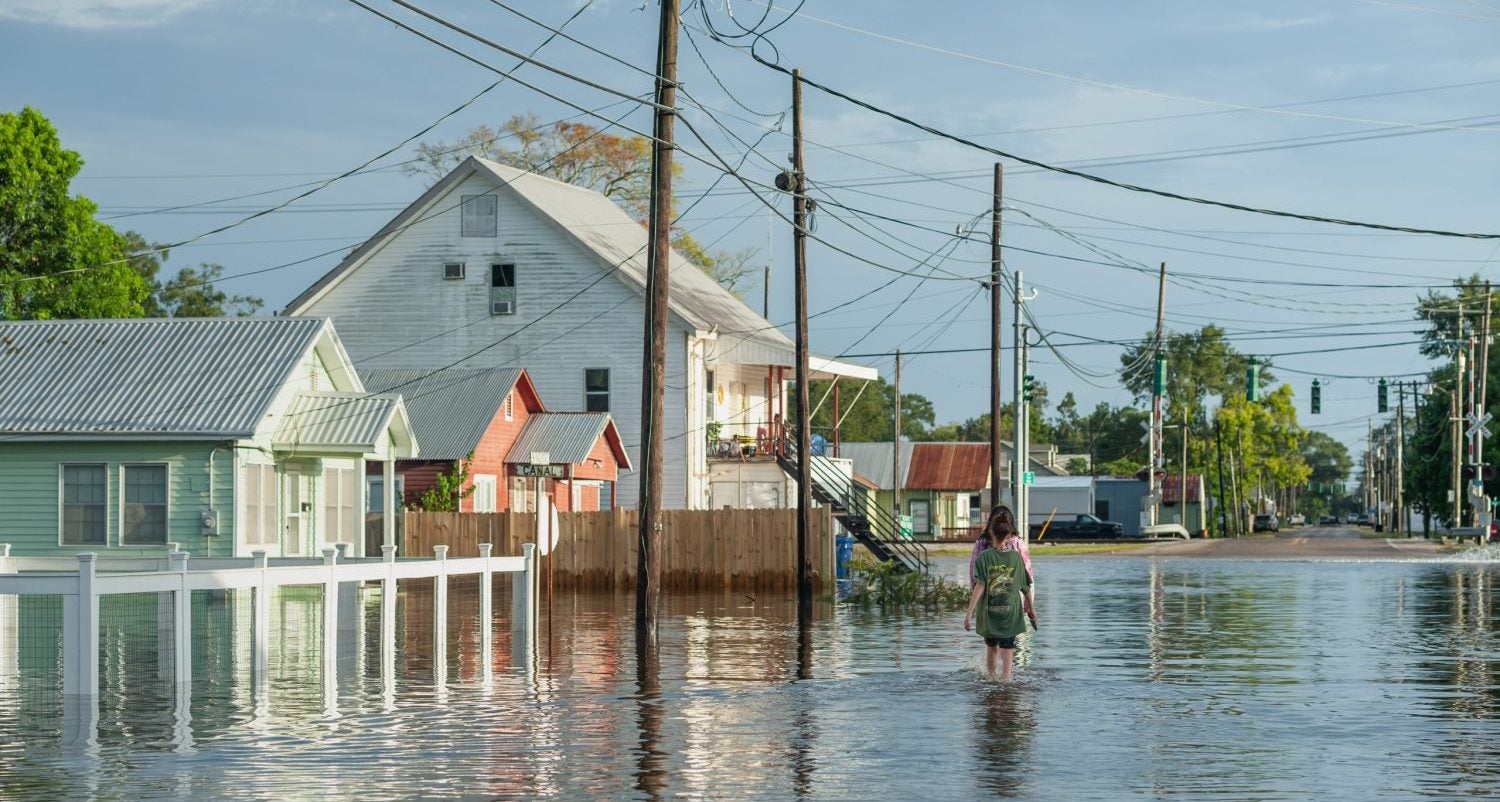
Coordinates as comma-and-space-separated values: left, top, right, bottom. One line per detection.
974, 548, 1032, 640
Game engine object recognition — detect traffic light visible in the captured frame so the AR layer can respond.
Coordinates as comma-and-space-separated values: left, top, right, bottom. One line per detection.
1377, 377, 1388, 413
1246, 357, 1261, 402
1310, 379, 1321, 414
1022, 374, 1036, 402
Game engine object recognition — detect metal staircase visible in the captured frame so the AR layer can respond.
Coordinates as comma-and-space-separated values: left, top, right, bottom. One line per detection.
775, 436, 928, 574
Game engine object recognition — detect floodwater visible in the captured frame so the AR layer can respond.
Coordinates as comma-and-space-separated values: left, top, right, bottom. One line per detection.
0, 552, 1497, 801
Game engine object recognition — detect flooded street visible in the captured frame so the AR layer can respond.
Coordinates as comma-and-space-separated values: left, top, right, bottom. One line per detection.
1, 553, 1496, 800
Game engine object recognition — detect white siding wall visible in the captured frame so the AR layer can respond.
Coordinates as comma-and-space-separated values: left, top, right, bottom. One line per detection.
295, 171, 691, 508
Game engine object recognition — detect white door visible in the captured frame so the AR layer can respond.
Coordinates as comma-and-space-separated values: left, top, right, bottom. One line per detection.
910, 500, 931, 537
284, 468, 311, 557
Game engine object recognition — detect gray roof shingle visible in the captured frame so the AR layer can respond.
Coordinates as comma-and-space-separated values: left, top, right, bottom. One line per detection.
273, 392, 404, 452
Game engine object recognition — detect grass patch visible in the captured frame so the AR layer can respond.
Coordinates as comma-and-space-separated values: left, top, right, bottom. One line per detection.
843, 553, 971, 609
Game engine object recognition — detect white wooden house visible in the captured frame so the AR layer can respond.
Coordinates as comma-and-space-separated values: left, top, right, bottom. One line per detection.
284, 157, 875, 509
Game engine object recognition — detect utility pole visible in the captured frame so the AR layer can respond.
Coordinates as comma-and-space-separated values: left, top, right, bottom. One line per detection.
1386, 380, 1398, 536
1453, 329, 1465, 531
1366, 419, 1373, 519
1180, 411, 1189, 526
990, 163, 1004, 519
763, 206, 773, 318
1148, 262, 1167, 530
636, 0, 678, 643
893, 349, 903, 519
1012, 271, 1026, 534
1478, 286, 1492, 530
1020, 328, 1032, 537
1216, 419, 1227, 537
791, 69, 813, 614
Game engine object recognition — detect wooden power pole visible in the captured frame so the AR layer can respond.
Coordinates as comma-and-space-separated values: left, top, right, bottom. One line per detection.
990, 163, 1004, 519
893, 349, 903, 518
792, 69, 814, 613
637, 0, 678, 642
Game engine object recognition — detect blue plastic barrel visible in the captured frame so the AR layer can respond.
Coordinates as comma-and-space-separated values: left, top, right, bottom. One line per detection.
835, 534, 855, 579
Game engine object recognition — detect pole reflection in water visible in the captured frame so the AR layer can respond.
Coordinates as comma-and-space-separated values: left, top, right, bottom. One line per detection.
634, 630, 667, 801
972, 687, 1036, 798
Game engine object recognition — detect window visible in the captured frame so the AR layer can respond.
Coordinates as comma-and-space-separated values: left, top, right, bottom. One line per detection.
61, 464, 107, 546
461, 194, 497, 237
323, 467, 359, 543
366, 475, 405, 514
473, 475, 498, 513
242, 463, 278, 546
122, 464, 168, 545
585, 368, 610, 412
490, 263, 516, 315
443, 262, 465, 280
503, 391, 514, 422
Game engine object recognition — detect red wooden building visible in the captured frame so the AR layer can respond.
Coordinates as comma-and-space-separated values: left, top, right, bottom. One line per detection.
361, 368, 629, 513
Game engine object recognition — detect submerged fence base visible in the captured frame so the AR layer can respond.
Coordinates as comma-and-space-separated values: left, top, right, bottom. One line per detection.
0, 542, 537, 705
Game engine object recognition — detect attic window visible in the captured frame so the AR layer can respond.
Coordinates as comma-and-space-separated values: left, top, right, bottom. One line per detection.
504, 391, 514, 422
461, 194, 497, 237
443, 262, 465, 280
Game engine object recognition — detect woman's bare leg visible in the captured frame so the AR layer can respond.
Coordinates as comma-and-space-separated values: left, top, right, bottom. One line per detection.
985, 645, 999, 676
999, 648, 1015, 682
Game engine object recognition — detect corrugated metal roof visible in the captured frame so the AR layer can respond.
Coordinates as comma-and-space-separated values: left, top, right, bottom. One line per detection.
505, 412, 616, 466
837, 442, 914, 491
0, 317, 327, 437
1161, 474, 1203, 504
273, 392, 403, 452
361, 368, 523, 460
906, 443, 991, 490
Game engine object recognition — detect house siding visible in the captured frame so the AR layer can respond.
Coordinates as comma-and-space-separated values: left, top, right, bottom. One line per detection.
294, 171, 689, 508
468, 386, 534, 512
0, 441, 236, 557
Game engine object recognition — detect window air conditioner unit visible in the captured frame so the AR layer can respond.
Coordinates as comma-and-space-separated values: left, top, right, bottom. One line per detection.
491, 300, 515, 315
443, 262, 465, 280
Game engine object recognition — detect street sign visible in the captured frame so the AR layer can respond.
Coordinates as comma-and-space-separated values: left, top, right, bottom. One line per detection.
1022, 471, 1035, 485
529, 451, 551, 466
516, 463, 564, 478
1467, 412, 1492, 440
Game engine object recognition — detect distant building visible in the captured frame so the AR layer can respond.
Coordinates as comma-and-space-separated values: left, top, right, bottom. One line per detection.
0, 318, 416, 558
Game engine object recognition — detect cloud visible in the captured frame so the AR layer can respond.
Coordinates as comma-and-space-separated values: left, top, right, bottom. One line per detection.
0, 0, 213, 29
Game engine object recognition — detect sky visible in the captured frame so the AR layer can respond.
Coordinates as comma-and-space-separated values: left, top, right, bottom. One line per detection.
3, 0, 1500, 461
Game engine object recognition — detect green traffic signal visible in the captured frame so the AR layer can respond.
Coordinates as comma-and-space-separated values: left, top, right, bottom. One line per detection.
1022, 373, 1036, 401
1377, 377, 1388, 413
1311, 379, 1321, 415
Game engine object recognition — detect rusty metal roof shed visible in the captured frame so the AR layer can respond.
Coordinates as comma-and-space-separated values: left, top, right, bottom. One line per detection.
905, 443, 992, 491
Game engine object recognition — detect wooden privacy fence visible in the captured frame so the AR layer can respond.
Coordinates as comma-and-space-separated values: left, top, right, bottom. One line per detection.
401, 508, 836, 592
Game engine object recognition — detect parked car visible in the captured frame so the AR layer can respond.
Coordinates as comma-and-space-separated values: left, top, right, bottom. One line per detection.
1287, 514, 1306, 527
1033, 514, 1125, 539
1318, 515, 1338, 526
1356, 514, 1372, 526
1252, 514, 1280, 533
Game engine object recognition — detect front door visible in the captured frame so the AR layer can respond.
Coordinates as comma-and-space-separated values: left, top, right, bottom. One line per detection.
910, 499, 931, 538
284, 467, 312, 557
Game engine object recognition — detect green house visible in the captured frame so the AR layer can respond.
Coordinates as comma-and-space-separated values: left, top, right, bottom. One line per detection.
0, 318, 416, 559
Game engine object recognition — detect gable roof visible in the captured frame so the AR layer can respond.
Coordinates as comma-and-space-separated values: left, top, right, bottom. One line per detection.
0, 318, 329, 438
906, 443, 991, 490
837, 442, 915, 491
273, 391, 415, 456
281, 157, 875, 381
360, 368, 538, 461
505, 412, 632, 470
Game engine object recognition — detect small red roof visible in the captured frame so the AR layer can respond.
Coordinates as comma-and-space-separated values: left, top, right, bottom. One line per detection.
905, 443, 990, 491
1161, 474, 1202, 504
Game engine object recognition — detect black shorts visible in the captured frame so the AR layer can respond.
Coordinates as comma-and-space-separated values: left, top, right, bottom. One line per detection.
984, 636, 1018, 649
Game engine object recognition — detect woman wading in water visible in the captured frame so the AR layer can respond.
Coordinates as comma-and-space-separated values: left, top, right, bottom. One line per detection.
964, 512, 1037, 681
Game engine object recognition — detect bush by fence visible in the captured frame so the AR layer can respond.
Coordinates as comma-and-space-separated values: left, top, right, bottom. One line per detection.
401, 508, 835, 592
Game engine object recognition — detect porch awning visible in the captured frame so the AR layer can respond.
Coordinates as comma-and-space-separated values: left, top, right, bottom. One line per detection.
273, 392, 417, 458
710, 337, 879, 381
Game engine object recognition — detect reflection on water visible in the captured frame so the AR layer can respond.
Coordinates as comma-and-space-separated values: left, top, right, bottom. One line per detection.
0, 559, 1495, 800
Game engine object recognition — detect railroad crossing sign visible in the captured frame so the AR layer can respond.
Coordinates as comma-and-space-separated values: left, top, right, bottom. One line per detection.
1467, 412, 1492, 440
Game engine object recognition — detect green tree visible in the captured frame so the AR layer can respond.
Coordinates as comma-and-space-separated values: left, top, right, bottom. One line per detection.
0, 106, 149, 319
157, 264, 263, 317
1415, 274, 1489, 359
416, 456, 475, 512
407, 114, 760, 295
797, 378, 934, 442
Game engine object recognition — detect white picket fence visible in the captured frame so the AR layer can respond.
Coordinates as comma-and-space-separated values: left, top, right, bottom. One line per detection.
0, 541, 537, 698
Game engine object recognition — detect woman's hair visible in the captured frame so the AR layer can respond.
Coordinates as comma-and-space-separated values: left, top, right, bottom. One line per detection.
985, 505, 1017, 542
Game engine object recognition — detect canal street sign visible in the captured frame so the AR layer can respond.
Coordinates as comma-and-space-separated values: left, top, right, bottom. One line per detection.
516, 463, 564, 478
